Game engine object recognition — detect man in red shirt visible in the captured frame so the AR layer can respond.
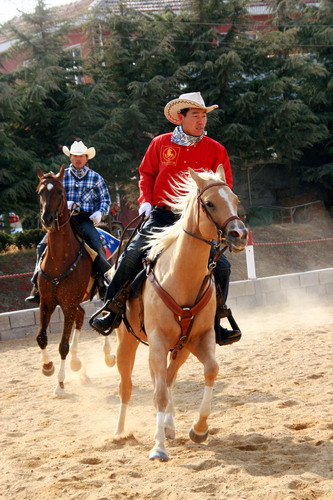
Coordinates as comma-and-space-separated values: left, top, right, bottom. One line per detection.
91, 92, 240, 345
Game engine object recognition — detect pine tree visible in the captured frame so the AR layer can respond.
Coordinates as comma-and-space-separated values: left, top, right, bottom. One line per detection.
0, 78, 37, 218
289, 0, 333, 197
0, 0, 79, 222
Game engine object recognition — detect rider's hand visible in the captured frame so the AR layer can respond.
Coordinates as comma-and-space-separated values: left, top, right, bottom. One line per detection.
89, 211, 102, 225
138, 202, 152, 217
67, 201, 75, 210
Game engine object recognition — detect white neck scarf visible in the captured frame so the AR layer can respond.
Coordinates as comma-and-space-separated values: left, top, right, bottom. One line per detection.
70, 164, 89, 179
171, 125, 206, 146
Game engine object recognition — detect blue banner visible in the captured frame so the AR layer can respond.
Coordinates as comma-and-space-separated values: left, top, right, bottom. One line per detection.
97, 227, 120, 259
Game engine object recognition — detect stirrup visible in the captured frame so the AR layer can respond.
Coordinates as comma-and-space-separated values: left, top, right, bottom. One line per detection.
89, 284, 130, 330
89, 299, 113, 327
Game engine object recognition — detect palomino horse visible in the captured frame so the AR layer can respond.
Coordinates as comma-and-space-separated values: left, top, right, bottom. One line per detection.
36, 166, 115, 395
114, 165, 248, 461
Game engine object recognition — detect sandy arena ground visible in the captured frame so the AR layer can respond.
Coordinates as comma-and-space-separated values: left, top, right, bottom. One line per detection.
1, 299, 333, 500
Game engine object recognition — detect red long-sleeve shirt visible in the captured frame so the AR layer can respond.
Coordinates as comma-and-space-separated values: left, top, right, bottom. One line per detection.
138, 132, 232, 207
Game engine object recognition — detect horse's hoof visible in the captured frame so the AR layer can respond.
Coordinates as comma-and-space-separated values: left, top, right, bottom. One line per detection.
189, 427, 208, 443
105, 354, 116, 367
149, 448, 169, 461
54, 383, 65, 396
42, 362, 55, 377
70, 358, 82, 372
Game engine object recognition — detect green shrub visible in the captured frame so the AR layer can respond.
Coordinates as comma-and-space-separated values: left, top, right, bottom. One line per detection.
0, 232, 14, 252
21, 213, 40, 230
13, 229, 46, 249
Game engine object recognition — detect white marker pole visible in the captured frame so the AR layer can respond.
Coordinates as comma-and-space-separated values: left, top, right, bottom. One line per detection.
246, 231, 257, 279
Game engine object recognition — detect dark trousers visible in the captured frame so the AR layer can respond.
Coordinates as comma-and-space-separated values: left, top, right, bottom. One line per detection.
104, 207, 230, 303
74, 213, 111, 277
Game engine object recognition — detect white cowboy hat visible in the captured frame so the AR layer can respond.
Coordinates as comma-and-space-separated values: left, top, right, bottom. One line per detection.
62, 140, 96, 160
164, 92, 218, 124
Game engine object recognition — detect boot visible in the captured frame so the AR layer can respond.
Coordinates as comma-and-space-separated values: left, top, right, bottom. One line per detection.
215, 310, 241, 346
214, 277, 241, 345
25, 240, 46, 305
90, 310, 122, 335
215, 324, 241, 345
95, 252, 112, 300
25, 286, 40, 304
90, 284, 131, 336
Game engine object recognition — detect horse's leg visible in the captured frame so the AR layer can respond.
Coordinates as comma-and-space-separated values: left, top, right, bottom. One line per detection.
36, 302, 56, 376
114, 325, 139, 437
69, 305, 84, 372
148, 339, 170, 461
164, 349, 190, 439
189, 335, 219, 443
103, 335, 116, 367
55, 306, 77, 395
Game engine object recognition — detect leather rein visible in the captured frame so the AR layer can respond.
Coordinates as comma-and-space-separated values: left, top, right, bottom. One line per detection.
145, 181, 242, 358
37, 176, 84, 286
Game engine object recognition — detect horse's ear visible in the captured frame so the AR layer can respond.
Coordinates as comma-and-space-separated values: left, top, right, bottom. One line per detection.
37, 168, 44, 180
189, 168, 205, 190
57, 165, 66, 181
216, 164, 226, 182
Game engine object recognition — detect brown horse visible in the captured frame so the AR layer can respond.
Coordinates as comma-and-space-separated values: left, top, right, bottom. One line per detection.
35, 166, 114, 395
113, 165, 248, 461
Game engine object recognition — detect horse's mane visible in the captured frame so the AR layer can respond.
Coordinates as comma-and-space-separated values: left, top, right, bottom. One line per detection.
147, 169, 218, 260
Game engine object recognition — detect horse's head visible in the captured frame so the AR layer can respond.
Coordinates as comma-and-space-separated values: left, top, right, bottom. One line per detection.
36, 165, 67, 231
189, 165, 248, 253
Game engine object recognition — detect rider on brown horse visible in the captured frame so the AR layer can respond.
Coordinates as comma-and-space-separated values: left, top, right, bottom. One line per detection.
26, 140, 111, 304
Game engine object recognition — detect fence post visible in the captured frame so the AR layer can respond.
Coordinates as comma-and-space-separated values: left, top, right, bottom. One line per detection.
246, 230, 257, 279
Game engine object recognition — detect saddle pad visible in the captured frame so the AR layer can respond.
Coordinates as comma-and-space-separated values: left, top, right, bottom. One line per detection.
83, 242, 97, 261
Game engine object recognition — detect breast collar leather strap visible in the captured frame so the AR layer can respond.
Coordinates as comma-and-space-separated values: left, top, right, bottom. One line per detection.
146, 265, 214, 359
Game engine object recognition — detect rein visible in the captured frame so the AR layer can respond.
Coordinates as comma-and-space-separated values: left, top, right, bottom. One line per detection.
114, 214, 146, 269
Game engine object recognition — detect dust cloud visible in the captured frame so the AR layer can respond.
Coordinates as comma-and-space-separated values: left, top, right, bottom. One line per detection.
1, 296, 333, 499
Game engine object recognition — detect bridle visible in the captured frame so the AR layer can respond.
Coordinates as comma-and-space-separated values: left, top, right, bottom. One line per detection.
37, 177, 71, 231
36, 175, 84, 286
183, 181, 242, 252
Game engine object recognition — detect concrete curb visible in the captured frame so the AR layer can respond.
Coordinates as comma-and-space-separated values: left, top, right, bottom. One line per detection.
1, 267, 333, 341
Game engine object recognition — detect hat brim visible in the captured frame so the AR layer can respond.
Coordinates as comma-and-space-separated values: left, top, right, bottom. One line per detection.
62, 146, 96, 160
164, 98, 218, 124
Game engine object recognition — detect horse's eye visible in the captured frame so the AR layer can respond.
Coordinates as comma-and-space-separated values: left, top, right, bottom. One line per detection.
205, 201, 214, 209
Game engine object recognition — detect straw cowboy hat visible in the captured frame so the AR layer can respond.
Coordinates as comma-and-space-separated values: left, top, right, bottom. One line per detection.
164, 92, 218, 124
62, 140, 96, 160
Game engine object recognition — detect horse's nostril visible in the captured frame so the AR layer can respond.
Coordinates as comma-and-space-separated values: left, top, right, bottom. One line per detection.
42, 214, 54, 227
